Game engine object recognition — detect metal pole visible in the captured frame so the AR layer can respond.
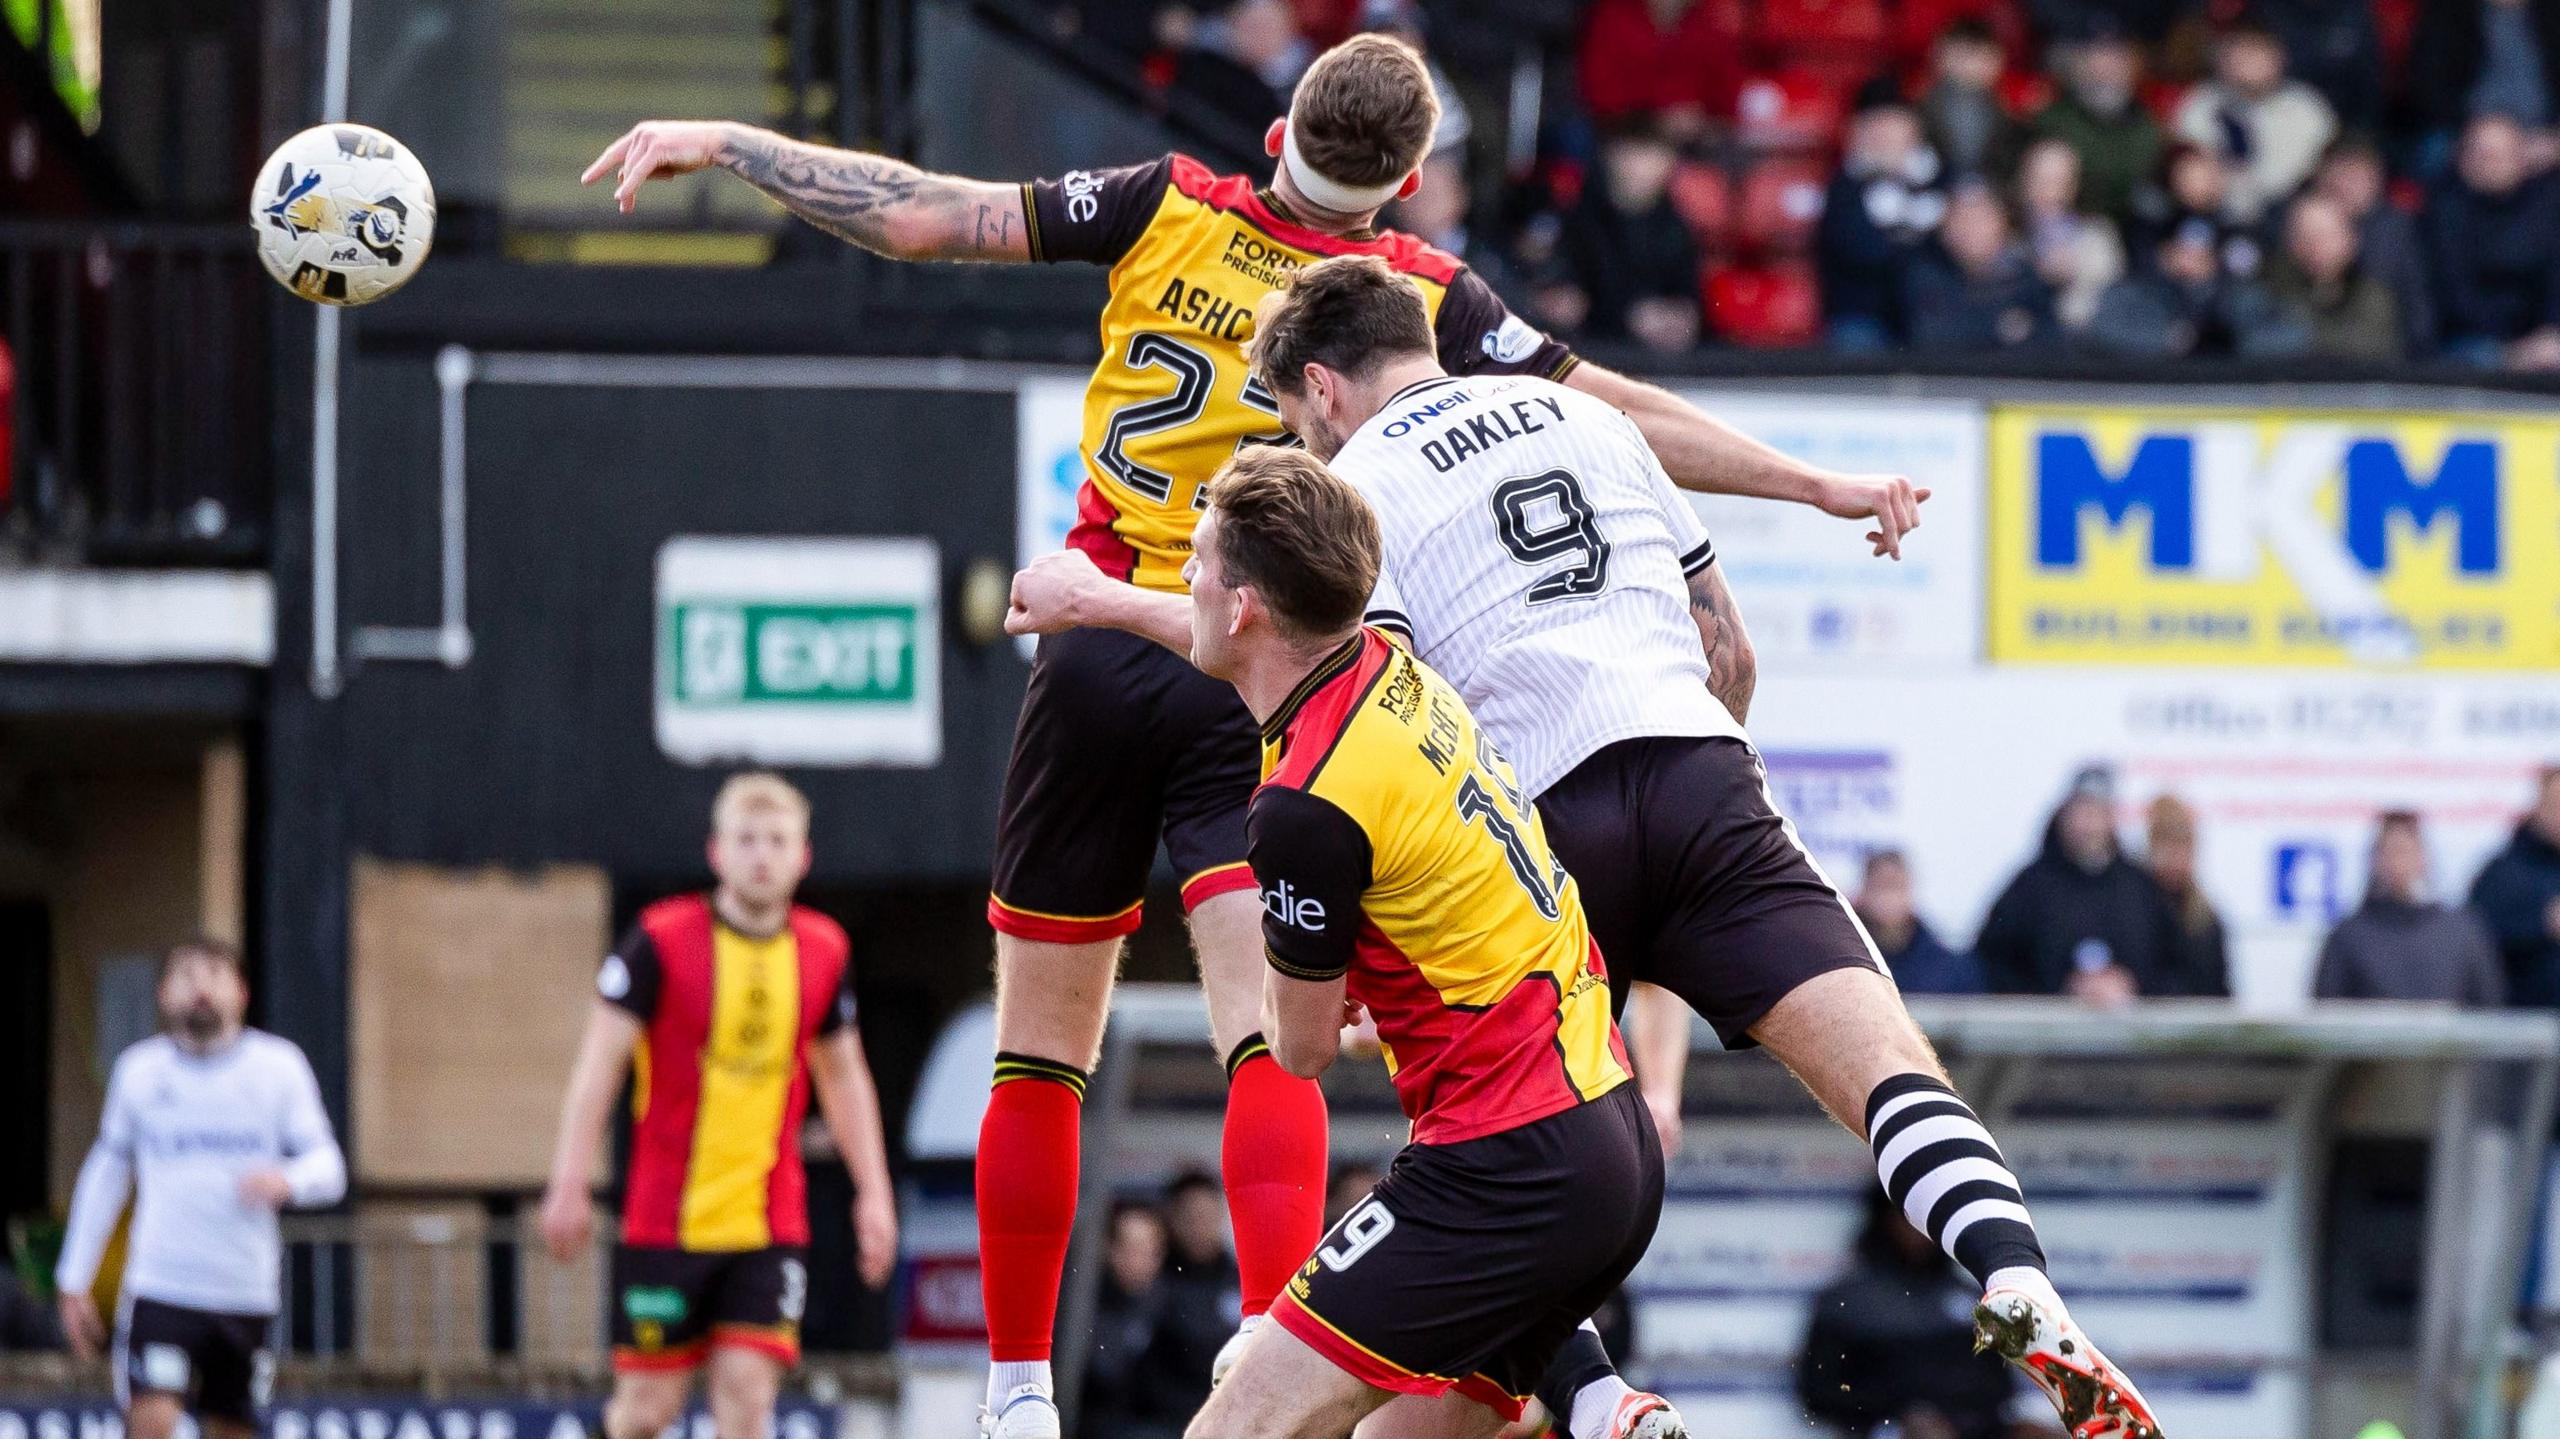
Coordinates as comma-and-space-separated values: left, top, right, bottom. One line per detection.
2418, 1061, 2481, 1439
310, 0, 353, 697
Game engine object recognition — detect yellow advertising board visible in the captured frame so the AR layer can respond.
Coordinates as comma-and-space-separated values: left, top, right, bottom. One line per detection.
1987, 405, 2560, 669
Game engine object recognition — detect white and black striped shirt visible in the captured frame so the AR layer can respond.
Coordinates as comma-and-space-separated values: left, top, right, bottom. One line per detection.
1334, 373, 1743, 800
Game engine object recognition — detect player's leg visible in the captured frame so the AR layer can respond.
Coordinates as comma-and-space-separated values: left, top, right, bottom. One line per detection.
1165, 669, 1329, 1376
1351, 1391, 1514, 1439
703, 1347, 785, 1439
123, 1395, 185, 1439
116, 1300, 211, 1439
1185, 1318, 1395, 1439
188, 1312, 271, 1439
607, 1246, 714, 1439
604, 1372, 693, 1439
980, 628, 1170, 1435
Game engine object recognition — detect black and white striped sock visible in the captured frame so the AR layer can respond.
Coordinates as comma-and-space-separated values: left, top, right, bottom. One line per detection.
1866, 1073, 2045, 1288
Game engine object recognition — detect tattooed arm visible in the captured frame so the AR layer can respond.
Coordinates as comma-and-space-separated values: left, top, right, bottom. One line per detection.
1687, 562, 1757, 725
582, 121, 1030, 261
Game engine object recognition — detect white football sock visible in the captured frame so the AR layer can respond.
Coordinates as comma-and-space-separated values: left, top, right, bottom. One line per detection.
987, 1360, 1053, 1412
1569, 1374, 1639, 1439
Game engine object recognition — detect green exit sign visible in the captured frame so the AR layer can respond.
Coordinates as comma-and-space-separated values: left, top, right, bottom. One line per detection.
654, 537, 941, 767
666, 603, 920, 704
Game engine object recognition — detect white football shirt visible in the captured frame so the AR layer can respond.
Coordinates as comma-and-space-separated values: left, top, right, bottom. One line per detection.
56, 1030, 346, 1316
1333, 372, 1744, 799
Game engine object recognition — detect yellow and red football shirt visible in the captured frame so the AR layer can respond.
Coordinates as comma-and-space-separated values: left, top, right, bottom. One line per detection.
1251, 629, 1630, 1144
599, 894, 854, 1250
1023, 153, 1579, 594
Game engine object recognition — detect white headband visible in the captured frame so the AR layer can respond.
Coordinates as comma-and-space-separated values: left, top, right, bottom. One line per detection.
1281, 123, 1407, 213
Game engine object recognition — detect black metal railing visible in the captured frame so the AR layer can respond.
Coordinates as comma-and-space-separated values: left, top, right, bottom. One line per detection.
0, 222, 270, 566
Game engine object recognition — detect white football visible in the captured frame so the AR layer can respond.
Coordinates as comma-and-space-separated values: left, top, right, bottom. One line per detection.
250, 123, 436, 306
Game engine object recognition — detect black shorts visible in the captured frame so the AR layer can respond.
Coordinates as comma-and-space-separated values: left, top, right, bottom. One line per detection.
1269, 1086, 1664, 1421
989, 625, 1262, 941
1539, 735, 1884, 1046
116, 1296, 271, 1425
611, 1244, 807, 1372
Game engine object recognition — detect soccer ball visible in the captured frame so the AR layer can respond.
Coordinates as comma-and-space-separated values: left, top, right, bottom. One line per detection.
250, 123, 436, 306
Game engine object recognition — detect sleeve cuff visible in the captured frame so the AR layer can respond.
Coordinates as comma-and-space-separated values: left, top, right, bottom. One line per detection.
1680, 538, 1716, 576
1365, 609, 1412, 639
1018, 181, 1045, 261
1267, 947, 1349, 982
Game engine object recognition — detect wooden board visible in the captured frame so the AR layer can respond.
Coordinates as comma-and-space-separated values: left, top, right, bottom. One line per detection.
349, 858, 607, 1188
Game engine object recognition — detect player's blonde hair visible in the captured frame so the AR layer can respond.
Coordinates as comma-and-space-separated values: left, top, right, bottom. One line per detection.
712, 771, 811, 835
1288, 34, 1441, 189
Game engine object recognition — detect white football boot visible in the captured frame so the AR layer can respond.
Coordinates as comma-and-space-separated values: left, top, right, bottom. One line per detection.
1210, 1312, 1266, 1388
1591, 1387, 1689, 1439
1974, 1270, 2164, 1439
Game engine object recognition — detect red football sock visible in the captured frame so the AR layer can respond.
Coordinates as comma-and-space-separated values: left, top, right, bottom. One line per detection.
977, 1054, 1088, 1362
1222, 1036, 1330, 1318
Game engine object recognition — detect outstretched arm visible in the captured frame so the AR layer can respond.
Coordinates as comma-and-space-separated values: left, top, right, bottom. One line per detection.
1006, 549, 1197, 655
583, 121, 1031, 262
1687, 562, 1757, 725
1567, 362, 1930, 558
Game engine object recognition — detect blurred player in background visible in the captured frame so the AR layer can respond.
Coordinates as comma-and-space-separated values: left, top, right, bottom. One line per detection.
585, 31, 1922, 1438
538, 772, 897, 1439
1009, 255, 2161, 1439
55, 938, 346, 1439
1180, 450, 1664, 1439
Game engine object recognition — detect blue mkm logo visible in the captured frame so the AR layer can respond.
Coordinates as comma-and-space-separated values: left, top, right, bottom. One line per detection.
2035, 429, 2501, 575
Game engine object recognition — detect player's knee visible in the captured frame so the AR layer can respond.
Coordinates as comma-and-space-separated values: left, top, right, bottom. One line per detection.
607, 1379, 686, 1439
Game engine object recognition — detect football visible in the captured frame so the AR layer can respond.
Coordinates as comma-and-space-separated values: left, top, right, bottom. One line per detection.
250, 122, 436, 306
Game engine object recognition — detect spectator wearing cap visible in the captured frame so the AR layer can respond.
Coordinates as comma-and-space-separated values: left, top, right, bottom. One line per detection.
1977, 767, 2188, 1004
2144, 795, 2231, 998
2411, 0, 2560, 139
1552, 117, 1704, 353
1818, 80, 1947, 351
1903, 180, 2061, 353
1578, 0, 1746, 145
2316, 812, 2504, 1004
2424, 113, 2560, 369
2014, 136, 2126, 329
1854, 850, 1985, 995
2311, 135, 2436, 354
2084, 211, 2290, 358
2173, 22, 2338, 224
2255, 192, 2404, 362
2470, 766, 2560, 1009
2031, 33, 2165, 225
1920, 20, 2023, 181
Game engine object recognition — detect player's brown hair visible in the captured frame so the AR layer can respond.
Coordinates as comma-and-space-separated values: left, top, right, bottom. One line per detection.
1248, 254, 1435, 398
1288, 33, 1441, 190
1205, 447, 1380, 642
713, 770, 811, 834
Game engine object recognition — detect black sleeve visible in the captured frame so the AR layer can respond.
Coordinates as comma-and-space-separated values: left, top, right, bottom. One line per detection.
813, 964, 857, 1037
1021, 154, 1176, 267
1434, 268, 1580, 380
1247, 787, 1374, 981
598, 923, 663, 1023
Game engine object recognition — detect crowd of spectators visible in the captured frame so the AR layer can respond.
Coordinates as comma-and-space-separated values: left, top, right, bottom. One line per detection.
1043, 0, 2560, 370
1862, 764, 2560, 1009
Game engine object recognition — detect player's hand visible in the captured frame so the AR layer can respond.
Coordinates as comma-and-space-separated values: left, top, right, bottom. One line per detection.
1338, 1006, 1381, 1059
1642, 1085, 1685, 1160
238, 1169, 294, 1209
581, 121, 735, 213
537, 1181, 595, 1262
58, 1291, 103, 1361
1810, 472, 1930, 560
852, 1187, 899, 1289
1005, 549, 1111, 637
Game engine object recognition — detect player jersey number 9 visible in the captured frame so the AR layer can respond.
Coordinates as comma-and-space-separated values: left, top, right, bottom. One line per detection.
1095, 330, 1291, 507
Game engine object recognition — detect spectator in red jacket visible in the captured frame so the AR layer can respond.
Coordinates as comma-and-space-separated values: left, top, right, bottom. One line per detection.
1579, 0, 1745, 143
